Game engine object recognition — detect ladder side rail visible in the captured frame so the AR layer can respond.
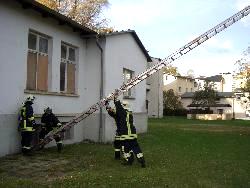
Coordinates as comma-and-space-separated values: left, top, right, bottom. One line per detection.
39, 92, 120, 146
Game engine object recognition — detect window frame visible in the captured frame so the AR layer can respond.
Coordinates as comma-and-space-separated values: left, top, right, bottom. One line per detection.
123, 68, 135, 99
60, 42, 77, 94
26, 31, 49, 91
28, 32, 49, 56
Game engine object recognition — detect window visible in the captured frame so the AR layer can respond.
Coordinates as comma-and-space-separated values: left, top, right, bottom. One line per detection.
217, 109, 223, 114
194, 82, 197, 87
26, 32, 49, 91
61, 122, 74, 140
60, 43, 77, 94
178, 87, 181, 92
123, 68, 135, 98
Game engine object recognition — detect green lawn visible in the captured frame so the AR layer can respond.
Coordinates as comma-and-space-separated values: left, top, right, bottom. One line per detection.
0, 117, 250, 188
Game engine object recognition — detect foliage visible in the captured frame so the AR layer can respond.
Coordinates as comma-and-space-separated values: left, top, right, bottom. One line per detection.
163, 89, 183, 110
163, 89, 186, 116
1, 117, 250, 187
192, 84, 218, 108
162, 65, 179, 76
36, 0, 113, 33
234, 46, 250, 91
163, 108, 187, 116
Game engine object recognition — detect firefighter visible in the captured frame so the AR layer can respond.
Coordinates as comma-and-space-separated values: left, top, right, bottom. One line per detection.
39, 107, 63, 152
105, 93, 146, 168
18, 95, 36, 155
105, 100, 122, 159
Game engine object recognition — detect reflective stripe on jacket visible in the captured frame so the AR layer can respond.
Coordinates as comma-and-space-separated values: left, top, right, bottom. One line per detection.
113, 100, 137, 139
19, 102, 35, 132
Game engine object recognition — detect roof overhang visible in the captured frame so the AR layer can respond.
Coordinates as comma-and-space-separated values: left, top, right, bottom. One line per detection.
14, 0, 96, 36
187, 104, 232, 107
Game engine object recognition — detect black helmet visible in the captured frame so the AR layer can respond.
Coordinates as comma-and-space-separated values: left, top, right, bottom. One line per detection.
44, 107, 52, 114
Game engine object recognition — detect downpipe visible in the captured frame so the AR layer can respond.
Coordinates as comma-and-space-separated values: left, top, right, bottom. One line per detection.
96, 36, 104, 143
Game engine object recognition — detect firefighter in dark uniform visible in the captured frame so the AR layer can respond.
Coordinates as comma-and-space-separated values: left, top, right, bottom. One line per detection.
18, 95, 36, 155
105, 101, 122, 159
39, 107, 63, 152
105, 94, 146, 168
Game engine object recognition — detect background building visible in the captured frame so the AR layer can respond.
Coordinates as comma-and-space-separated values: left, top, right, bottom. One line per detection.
146, 57, 163, 118
163, 75, 198, 96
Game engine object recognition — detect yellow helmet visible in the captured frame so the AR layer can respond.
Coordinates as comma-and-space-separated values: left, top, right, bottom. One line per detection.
122, 101, 130, 111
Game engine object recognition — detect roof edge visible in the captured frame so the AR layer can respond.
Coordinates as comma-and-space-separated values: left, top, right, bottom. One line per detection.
14, 0, 96, 35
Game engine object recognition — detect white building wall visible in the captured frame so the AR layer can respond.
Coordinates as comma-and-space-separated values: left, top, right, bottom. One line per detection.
103, 33, 148, 142
222, 74, 233, 92
81, 38, 102, 142
233, 97, 248, 118
146, 58, 163, 118
0, 2, 101, 156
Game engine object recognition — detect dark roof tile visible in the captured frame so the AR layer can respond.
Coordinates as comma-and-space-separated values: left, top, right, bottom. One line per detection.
181, 92, 234, 98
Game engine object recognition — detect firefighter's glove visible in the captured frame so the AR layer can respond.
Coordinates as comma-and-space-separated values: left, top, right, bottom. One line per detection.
105, 100, 109, 106
31, 120, 37, 129
113, 89, 119, 101
57, 122, 62, 127
105, 100, 111, 111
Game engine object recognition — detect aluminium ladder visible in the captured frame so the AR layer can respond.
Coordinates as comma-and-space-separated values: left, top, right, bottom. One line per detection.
36, 5, 250, 149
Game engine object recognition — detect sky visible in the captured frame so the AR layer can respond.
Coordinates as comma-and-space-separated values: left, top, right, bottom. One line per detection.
104, 0, 250, 77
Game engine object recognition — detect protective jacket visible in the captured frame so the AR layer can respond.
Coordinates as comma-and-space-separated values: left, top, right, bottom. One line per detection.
41, 112, 60, 132
109, 100, 137, 140
19, 102, 35, 132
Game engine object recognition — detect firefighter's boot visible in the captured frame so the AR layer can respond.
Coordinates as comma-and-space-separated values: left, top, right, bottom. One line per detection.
138, 157, 146, 168
115, 150, 121, 160
57, 143, 63, 153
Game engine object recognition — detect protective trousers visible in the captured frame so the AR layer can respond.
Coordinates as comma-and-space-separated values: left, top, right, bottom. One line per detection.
21, 131, 34, 155
121, 139, 146, 167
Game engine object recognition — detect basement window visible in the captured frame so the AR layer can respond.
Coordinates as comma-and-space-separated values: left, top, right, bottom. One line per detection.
60, 43, 77, 94
26, 31, 50, 91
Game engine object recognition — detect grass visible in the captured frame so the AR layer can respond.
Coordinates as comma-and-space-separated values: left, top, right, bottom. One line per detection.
0, 117, 250, 188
